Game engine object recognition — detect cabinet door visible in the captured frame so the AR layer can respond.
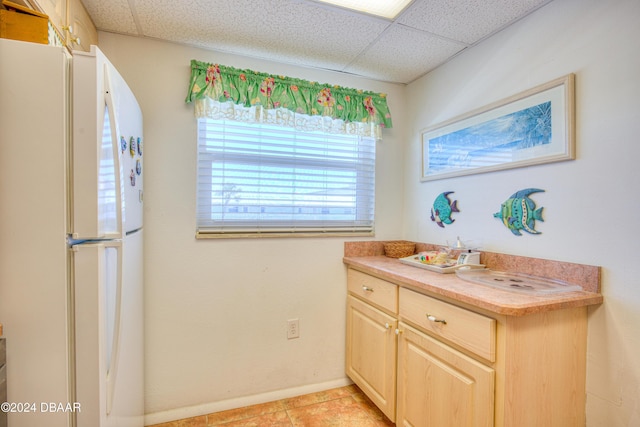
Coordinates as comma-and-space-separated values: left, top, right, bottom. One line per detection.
346, 295, 397, 421
397, 323, 494, 427
67, 0, 98, 51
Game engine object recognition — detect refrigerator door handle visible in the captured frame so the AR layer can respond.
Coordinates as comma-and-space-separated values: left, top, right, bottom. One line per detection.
105, 240, 123, 416
103, 65, 124, 240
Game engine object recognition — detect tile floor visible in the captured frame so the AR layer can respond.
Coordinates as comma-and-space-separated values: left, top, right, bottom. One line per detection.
146, 384, 395, 426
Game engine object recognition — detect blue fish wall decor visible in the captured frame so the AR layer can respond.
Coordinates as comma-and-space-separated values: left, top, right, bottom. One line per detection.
494, 188, 544, 235
431, 191, 459, 228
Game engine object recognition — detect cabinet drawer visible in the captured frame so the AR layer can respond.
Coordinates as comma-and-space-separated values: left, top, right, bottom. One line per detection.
399, 287, 496, 362
348, 269, 398, 314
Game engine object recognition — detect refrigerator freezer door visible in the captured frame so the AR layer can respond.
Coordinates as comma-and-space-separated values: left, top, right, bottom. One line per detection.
73, 50, 121, 240
103, 63, 144, 234
73, 46, 144, 239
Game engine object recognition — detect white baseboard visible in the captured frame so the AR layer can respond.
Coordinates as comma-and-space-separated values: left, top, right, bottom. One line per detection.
144, 377, 353, 426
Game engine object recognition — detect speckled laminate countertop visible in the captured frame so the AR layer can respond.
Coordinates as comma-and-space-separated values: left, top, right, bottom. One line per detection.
343, 241, 603, 316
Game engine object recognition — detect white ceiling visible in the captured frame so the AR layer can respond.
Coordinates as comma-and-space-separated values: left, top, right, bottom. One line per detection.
80, 0, 553, 84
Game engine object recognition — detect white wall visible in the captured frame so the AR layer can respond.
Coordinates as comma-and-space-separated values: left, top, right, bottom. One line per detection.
96, 33, 406, 423
404, 0, 640, 425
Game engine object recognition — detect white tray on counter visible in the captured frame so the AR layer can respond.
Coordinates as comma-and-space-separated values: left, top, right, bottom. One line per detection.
399, 254, 485, 274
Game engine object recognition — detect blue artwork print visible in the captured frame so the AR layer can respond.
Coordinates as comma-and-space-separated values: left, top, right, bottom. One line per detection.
430, 191, 459, 228
494, 188, 544, 235
427, 102, 552, 173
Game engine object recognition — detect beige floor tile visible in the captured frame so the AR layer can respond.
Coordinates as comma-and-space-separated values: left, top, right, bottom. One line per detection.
287, 396, 378, 426
146, 385, 394, 427
207, 400, 287, 425
147, 415, 208, 427
212, 410, 292, 426
283, 385, 358, 410
352, 392, 395, 424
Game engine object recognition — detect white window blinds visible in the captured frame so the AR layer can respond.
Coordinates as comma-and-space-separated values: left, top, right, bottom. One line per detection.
197, 118, 376, 237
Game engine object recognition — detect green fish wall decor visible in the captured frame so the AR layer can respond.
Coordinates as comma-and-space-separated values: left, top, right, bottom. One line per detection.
431, 191, 459, 228
494, 188, 545, 235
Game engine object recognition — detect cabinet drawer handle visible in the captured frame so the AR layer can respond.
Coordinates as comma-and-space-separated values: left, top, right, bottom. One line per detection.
362, 286, 374, 292
426, 314, 447, 325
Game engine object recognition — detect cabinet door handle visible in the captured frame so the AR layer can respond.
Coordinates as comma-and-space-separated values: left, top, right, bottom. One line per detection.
362, 286, 374, 292
426, 314, 447, 325
384, 322, 391, 330
395, 328, 403, 335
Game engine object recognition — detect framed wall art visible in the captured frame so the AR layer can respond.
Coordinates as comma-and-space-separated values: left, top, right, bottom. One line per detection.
421, 74, 575, 181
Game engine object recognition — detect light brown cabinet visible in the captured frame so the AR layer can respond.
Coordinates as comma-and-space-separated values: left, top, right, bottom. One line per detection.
31, 0, 97, 50
345, 269, 398, 420
66, 0, 97, 51
346, 295, 397, 420
346, 267, 589, 427
397, 323, 494, 427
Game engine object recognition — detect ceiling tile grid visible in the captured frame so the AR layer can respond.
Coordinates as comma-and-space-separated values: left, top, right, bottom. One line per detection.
80, 0, 555, 84
345, 25, 467, 83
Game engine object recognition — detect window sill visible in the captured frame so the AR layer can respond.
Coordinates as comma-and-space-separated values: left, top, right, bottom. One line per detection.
196, 230, 375, 239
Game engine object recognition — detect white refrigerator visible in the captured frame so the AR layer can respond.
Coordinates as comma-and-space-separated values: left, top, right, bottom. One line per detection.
0, 39, 144, 427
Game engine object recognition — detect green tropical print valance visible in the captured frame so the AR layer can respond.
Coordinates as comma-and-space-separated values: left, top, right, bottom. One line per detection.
185, 60, 392, 138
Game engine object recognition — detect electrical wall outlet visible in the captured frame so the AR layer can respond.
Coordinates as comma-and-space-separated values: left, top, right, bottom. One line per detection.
287, 318, 299, 339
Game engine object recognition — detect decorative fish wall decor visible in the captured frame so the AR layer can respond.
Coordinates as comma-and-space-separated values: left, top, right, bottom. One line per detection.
431, 191, 459, 228
494, 188, 545, 235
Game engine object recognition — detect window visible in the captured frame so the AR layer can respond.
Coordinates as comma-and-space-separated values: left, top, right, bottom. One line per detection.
196, 118, 376, 237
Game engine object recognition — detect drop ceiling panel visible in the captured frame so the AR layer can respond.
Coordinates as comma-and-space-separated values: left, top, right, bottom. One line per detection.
81, 0, 139, 35
397, 0, 551, 44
